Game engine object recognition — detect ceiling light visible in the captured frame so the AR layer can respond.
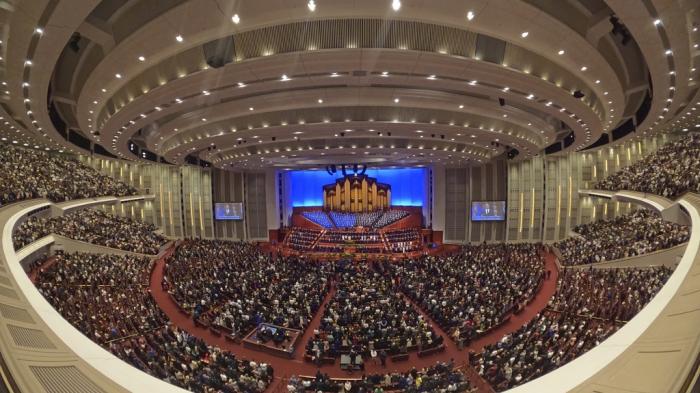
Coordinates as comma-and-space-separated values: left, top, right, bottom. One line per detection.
231, 14, 240, 24
467, 11, 475, 21
459, 104, 464, 109
237, 82, 246, 87
24, 60, 32, 66
654, 19, 662, 26
249, 107, 254, 111
201, 118, 207, 122
502, 87, 510, 92
595, 79, 600, 84
101, 88, 107, 92
175, 35, 183, 42
138, 56, 145, 62
394, 98, 400, 103
665, 49, 672, 55
469, 80, 477, 86
307, 0, 316, 11
115, 73, 122, 79
392, 0, 401, 11
202, 90, 210, 95
281, 74, 290, 81
318, 98, 323, 103
34, 27, 44, 35
381, 71, 389, 77
427, 75, 437, 80
557, 50, 565, 55
526, 94, 534, 100
521, 31, 529, 38
175, 98, 183, 103
580, 66, 587, 71
330, 72, 339, 77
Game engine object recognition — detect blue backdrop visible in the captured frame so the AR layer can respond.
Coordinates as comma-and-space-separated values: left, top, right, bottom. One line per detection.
287, 168, 426, 207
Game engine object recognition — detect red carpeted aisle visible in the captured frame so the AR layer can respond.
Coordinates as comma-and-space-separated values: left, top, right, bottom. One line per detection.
149, 249, 559, 393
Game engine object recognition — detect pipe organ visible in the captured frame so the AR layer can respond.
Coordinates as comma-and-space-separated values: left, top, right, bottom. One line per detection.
323, 174, 391, 212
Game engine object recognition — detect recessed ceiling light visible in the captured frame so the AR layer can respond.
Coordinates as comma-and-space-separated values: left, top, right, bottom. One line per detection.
521, 31, 529, 38
281, 74, 290, 81
526, 94, 534, 100
459, 104, 464, 109
231, 14, 240, 24
115, 73, 122, 79
654, 19, 662, 26
330, 72, 339, 77
557, 50, 565, 55
34, 27, 44, 35
392, 0, 401, 11
24, 60, 32, 66
580, 66, 587, 71
249, 107, 254, 111
394, 98, 400, 103
138, 56, 145, 62
175, 35, 183, 42
427, 74, 437, 80
665, 49, 672, 55
202, 90, 210, 95
502, 87, 510, 92
318, 98, 323, 103
381, 71, 389, 77
469, 80, 477, 86
466, 11, 475, 21
307, 0, 316, 11
237, 82, 246, 87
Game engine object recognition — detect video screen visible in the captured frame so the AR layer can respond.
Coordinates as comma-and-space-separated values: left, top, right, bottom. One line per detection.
214, 202, 244, 220
471, 201, 506, 221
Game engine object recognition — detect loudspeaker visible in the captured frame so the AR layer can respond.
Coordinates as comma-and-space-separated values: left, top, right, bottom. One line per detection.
498, 98, 505, 106
203, 36, 235, 69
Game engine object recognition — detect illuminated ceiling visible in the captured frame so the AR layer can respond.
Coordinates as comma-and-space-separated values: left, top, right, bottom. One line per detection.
0, 0, 698, 169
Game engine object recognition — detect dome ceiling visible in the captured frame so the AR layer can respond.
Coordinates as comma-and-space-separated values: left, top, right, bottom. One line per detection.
0, 0, 697, 169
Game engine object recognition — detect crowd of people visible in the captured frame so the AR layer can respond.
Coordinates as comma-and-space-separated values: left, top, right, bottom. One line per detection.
287, 361, 472, 392
555, 209, 689, 265
13, 209, 167, 254
164, 240, 332, 337
34, 251, 273, 392
472, 265, 672, 391
301, 210, 410, 229
0, 144, 136, 206
595, 133, 700, 198
548, 266, 673, 322
307, 262, 442, 361
395, 244, 545, 345
286, 227, 322, 251
384, 228, 422, 253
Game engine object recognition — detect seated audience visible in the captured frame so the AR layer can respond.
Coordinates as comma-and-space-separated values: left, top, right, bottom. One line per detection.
555, 209, 689, 265
595, 133, 700, 198
0, 143, 136, 206
473, 265, 672, 391
34, 251, 272, 392
548, 266, 672, 321
13, 209, 166, 254
164, 240, 332, 336
307, 262, 441, 360
288, 361, 471, 392
384, 228, 422, 253
286, 227, 322, 251
395, 244, 544, 344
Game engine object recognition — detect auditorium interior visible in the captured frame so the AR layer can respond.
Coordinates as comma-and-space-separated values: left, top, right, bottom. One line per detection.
0, 1, 699, 392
